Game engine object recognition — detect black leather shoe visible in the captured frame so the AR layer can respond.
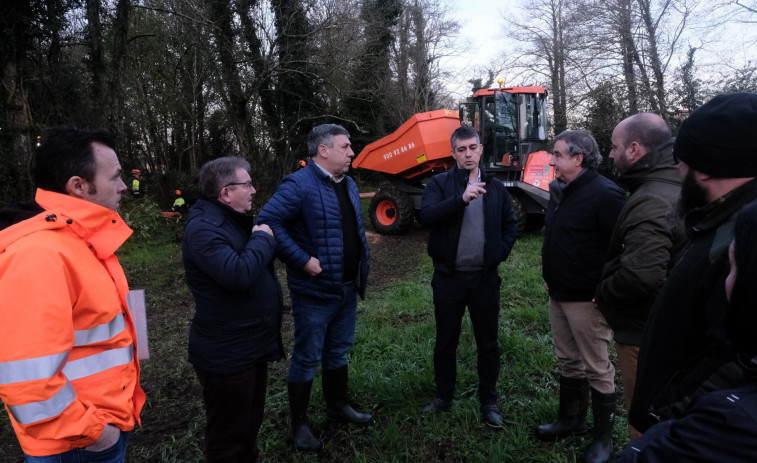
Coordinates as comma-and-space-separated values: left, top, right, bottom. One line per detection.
481, 403, 505, 429
422, 398, 451, 414
326, 402, 373, 425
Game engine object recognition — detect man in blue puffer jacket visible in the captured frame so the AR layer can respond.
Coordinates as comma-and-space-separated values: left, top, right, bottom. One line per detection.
257, 124, 371, 452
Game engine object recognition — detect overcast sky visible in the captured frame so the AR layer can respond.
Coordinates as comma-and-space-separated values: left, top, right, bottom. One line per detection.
439, 0, 757, 102
439, 0, 512, 100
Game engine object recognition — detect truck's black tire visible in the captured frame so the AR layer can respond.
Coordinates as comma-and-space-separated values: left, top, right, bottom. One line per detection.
369, 189, 415, 235
511, 195, 528, 235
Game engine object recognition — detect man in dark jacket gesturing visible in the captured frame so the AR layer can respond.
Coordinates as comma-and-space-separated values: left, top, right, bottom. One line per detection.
538, 130, 626, 463
417, 125, 518, 428
595, 113, 686, 440
256, 124, 371, 452
182, 157, 283, 462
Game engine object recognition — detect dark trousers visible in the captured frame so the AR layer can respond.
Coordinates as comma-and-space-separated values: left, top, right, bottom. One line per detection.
431, 269, 501, 405
194, 363, 268, 463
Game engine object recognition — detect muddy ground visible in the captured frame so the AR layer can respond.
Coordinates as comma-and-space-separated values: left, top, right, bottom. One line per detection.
0, 219, 431, 462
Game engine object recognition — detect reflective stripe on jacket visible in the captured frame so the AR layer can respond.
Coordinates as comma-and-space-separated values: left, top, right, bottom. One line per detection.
0, 189, 145, 456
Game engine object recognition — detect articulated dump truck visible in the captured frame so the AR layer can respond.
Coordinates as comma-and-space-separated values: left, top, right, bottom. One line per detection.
353, 85, 555, 235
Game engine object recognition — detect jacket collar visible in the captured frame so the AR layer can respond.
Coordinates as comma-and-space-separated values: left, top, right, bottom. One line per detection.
549, 168, 598, 203
451, 163, 486, 183
188, 198, 254, 230
308, 159, 346, 183
619, 140, 680, 192
0, 189, 132, 259
686, 178, 757, 235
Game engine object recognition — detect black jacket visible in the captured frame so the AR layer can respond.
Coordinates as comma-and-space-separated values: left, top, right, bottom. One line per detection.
542, 169, 626, 302
595, 141, 687, 346
418, 165, 517, 274
182, 199, 284, 374
615, 383, 757, 463
630, 179, 757, 431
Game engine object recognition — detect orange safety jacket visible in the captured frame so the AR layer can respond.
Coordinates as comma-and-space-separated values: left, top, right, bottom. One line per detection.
0, 189, 145, 456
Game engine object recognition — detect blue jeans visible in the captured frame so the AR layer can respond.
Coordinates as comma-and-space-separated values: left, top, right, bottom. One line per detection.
24, 431, 129, 463
288, 283, 358, 382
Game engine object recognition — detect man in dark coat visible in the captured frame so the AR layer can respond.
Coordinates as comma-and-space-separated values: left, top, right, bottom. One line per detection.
256, 124, 371, 452
538, 130, 626, 463
595, 113, 687, 440
629, 92, 757, 433
417, 125, 518, 428
182, 156, 283, 462
614, 199, 757, 463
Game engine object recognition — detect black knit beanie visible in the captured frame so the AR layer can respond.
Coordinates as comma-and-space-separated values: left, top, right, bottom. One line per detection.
674, 92, 757, 178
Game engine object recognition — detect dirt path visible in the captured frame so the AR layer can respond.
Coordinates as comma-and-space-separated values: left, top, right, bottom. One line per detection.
364, 223, 429, 292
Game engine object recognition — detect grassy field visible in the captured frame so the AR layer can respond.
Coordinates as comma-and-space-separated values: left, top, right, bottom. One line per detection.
0, 200, 631, 462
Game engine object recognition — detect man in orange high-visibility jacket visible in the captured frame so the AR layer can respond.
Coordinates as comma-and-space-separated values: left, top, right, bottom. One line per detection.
0, 126, 144, 461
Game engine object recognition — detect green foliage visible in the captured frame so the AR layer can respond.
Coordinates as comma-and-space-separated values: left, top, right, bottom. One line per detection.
721, 61, 757, 94
673, 47, 703, 115
119, 197, 183, 242
0, 221, 633, 462
343, 0, 404, 148
583, 83, 624, 182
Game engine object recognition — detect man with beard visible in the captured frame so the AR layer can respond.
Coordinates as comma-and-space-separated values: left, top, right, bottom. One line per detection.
595, 113, 687, 440
629, 92, 757, 434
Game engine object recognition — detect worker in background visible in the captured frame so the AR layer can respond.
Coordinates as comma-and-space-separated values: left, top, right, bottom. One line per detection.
594, 113, 686, 440
0, 125, 144, 461
417, 125, 517, 429
182, 157, 283, 462
127, 169, 143, 197
256, 124, 371, 452
537, 130, 626, 463
614, 200, 757, 462
629, 92, 757, 434
171, 189, 187, 213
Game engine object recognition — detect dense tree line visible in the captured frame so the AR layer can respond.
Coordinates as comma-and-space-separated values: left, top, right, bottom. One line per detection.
0, 0, 457, 205
1, 0, 755, 207
503, 0, 757, 140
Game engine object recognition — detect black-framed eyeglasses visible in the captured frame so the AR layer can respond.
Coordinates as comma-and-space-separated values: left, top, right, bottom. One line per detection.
224, 181, 254, 189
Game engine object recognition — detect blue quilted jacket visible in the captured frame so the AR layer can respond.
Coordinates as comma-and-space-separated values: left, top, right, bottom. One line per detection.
256, 162, 370, 301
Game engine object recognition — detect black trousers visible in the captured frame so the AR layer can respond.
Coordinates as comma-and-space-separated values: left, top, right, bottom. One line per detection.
194, 363, 268, 463
431, 269, 502, 405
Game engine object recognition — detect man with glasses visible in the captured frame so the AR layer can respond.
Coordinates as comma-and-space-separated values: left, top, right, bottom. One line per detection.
417, 125, 518, 428
538, 130, 626, 463
257, 124, 371, 452
182, 156, 283, 462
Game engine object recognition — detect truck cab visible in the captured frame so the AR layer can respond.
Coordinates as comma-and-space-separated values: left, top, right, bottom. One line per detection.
460, 85, 549, 183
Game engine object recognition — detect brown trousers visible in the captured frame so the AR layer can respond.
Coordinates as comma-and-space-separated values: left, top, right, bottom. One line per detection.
548, 298, 615, 394
616, 342, 642, 440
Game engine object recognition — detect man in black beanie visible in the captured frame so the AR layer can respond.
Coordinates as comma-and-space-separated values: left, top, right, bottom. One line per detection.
629, 92, 757, 434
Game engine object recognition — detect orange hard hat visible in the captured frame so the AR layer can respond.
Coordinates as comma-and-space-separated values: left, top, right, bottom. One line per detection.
175, 190, 182, 195
132, 169, 141, 174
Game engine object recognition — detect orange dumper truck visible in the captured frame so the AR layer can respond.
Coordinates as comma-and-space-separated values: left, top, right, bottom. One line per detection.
353, 85, 555, 234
